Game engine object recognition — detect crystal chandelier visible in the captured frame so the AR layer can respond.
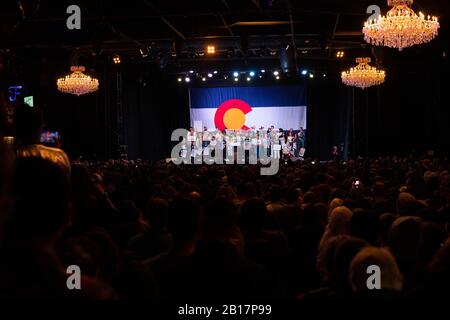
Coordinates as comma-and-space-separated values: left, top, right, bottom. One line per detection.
341, 58, 386, 89
57, 66, 99, 96
363, 0, 439, 51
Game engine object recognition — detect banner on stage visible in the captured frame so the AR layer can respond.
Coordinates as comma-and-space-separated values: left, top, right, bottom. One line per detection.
189, 85, 307, 130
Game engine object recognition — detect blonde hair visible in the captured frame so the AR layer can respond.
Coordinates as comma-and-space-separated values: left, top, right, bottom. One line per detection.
349, 247, 403, 292
328, 198, 344, 220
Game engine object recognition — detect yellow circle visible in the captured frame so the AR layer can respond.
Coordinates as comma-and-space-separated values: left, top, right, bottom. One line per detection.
223, 108, 245, 130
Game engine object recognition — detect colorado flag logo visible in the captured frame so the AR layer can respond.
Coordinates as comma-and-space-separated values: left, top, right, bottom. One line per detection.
214, 99, 252, 131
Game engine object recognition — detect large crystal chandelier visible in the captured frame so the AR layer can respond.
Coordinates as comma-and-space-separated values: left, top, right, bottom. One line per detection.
342, 58, 386, 89
363, 0, 439, 51
57, 66, 99, 96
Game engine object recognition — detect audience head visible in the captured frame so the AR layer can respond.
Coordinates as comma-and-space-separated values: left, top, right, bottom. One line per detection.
145, 198, 169, 229
167, 197, 200, 246
328, 198, 343, 220
202, 197, 238, 242
372, 181, 386, 200
284, 187, 299, 204
378, 213, 397, 245
331, 236, 369, 293
328, 206, 353, 236
387, 216, 423, 275
396, 192, 417, 216
8, 157, 71, 242
239, 198, 268, 234
14, 104, 44, 145
349, 247, 403, 292
350, 209, 379, 245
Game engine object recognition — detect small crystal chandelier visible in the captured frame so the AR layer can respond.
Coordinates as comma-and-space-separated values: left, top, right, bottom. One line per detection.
341, 58, 386, 89
57, 66, 99, 96
363, 0, 439, 51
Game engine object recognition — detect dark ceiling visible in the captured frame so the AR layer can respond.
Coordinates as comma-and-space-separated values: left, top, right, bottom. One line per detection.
1, 0, 449, 73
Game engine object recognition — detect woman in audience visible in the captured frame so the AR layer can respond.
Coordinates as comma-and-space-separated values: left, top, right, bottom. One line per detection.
349, 247, 403, 299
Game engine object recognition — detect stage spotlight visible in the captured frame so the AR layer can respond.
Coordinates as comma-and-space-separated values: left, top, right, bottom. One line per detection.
177, 77, 182, 82
249, 71, 255, 77
185, 77, 191, 83
113, 55, 121, 64
208, 73, 213, 78
189, 70, 194, 74
301, 70, 308, 75
207, 45, 216, 54
261, 69, 266, 73
276, 75, 280, 80
233, 71, 239, 77
234, 77, 239, 82
213, 70, 218, 74
336, 51, 345, 58
246, 77, 251, 82
202, 77, 206, 82
273, 71, 279, 76
309, 73, 314, 79
139, 47, 149, 58
279, 43, 296, 73
323, 73, 327, 78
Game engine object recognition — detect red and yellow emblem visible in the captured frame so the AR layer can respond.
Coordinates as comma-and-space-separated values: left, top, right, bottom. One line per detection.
214, 99, 252, 131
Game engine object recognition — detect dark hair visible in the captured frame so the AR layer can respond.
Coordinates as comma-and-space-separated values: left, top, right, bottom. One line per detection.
8, 157, 70, 237
168, 197, 200, 243
239, 198, 267, 234
203, 197, 237, 239
145, 197, 169, 229
14, 104, 44, 144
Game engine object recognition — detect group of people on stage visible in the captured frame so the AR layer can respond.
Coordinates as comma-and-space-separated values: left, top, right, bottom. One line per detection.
184, 125, 306, 160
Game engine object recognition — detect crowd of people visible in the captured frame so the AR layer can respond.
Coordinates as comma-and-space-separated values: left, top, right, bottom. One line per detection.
0, 105, 450, 300
186, 126, 306, 160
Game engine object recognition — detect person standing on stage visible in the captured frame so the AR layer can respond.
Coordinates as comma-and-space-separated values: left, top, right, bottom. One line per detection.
296, 127, 305, 157
287, 128, 295, 146
188, 127, 197, 158
202, 126, 210, 149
